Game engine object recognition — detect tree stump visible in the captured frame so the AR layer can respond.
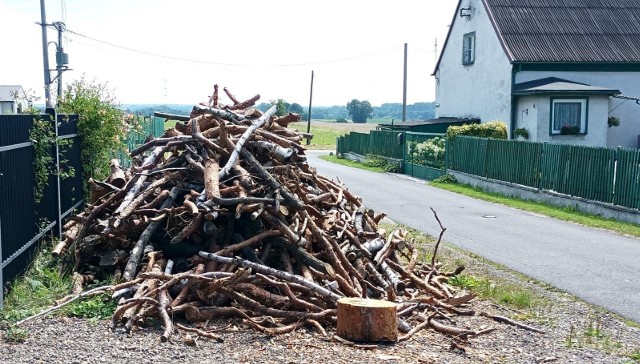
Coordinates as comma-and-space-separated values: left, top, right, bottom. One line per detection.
336, 297, 398, 342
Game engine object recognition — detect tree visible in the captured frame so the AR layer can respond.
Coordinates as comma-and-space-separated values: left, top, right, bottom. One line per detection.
288, 103, 304, 115
346, 99, 373, 123
58, 77, 127, 183
271, 99, 290, 117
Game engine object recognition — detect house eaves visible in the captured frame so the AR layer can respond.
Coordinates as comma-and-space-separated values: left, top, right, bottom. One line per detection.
512, 77, 620, 96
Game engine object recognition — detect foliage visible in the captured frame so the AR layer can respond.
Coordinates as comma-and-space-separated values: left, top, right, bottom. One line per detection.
560, 124, 581, 135
29, 117, 56, 204
257, 102, 436, 121
288, 102, 304, 115
336, 117, 348, 123
1, 241, 71, 323
432, 173, 457, 184
28, 116, 76, 204
513, 127, 529, 140
446, 121, 508, 139
271, 99, 290, 117
608, 116, 620, 128
319, 154, 388, 173
57, 77, 127, 182
346, 99, 373, 123
408, 137, 446, 168
362, 156, 401, 173
64, 293, 117, 320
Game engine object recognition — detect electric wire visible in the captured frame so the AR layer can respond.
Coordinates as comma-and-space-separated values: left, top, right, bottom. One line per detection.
63, 27, 401, 68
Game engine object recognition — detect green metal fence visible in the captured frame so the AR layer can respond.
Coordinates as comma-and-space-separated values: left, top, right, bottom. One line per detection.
449, 136, 640, 210
118, 116, 165, 167
369, 130, 404, 159
403, 132, 446, 180
614, 148, 640, 209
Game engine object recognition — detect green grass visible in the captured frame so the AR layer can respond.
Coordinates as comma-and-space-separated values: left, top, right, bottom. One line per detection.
431, 181, 640, 238
1, 240, 116, 330
291, 122, 343, 150
319, 155, 387, 173
448, 274, 533, 309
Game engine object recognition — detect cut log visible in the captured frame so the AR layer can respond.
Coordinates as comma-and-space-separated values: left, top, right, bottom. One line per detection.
336, 297, 398, 342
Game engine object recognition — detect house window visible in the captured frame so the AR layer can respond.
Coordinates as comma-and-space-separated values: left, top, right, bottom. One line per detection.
462, 32, 475, 65
550, 98, 588, 135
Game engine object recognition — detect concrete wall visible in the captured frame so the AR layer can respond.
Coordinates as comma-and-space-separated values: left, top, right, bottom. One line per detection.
435, 0, 512, 125
450, 170, 640, 225
515, 94, 610, 146
516, 71, 640, 148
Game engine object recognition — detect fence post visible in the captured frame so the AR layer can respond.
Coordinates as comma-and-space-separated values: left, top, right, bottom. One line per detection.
0, 213, 4, 308
51, 110, 63, 241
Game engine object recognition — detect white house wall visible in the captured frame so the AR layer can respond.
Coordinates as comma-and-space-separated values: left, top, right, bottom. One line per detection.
516, 71, 640, 148
435, 0, 512, 125
515, 95, 608, 147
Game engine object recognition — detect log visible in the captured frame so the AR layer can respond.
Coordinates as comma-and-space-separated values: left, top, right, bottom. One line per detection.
336, 297, 398, 342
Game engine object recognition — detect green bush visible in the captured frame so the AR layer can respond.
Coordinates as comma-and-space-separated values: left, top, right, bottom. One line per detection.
408, 137, 446, 168
446, 121, 508, 139
363, 156, 401, 173
58, 77, 128, 185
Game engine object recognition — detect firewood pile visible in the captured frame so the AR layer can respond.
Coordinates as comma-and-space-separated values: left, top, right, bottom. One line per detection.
33, 86, 542, 344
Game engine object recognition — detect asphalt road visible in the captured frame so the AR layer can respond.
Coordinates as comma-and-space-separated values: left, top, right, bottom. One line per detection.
306, 150, 640, 323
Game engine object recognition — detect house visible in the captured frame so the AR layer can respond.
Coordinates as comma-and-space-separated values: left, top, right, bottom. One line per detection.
433, 0, 640, 148
0, 85, 28, 114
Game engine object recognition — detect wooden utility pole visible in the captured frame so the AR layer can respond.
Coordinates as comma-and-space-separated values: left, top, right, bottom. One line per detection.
402, 43, 408, 122
306, 70, 314, 145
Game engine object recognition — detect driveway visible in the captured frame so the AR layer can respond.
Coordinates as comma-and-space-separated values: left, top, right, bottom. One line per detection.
305, 150, 640, 323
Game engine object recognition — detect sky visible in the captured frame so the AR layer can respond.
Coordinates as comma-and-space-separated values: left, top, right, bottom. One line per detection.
0, 0, 458, 107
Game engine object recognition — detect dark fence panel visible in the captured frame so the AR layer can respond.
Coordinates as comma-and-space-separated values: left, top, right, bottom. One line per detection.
0, 113, 84, 303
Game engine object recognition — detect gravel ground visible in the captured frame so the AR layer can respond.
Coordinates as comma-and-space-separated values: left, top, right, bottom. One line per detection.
3, 248, 639, 364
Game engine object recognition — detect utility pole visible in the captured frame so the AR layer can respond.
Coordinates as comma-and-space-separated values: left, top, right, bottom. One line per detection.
39, 0, 52, 108
306, 70, 314, 145
402, 43, 408, 122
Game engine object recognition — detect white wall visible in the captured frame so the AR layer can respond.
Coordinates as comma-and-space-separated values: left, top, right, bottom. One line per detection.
516, 71, 640, 148
515, 95, 609, 147
435, 0, 512, 125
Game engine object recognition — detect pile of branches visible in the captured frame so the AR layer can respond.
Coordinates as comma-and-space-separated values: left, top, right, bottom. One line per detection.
21, 86, 543, 344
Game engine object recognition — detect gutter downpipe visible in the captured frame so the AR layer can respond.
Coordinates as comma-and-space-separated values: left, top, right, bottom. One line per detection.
510, 63, 522, 139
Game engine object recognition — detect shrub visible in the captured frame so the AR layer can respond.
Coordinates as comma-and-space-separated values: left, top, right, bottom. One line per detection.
446, 121, 508, 139
363, 156, 401, 173
57, 77, 128, 184
409, 137, 446, 168
513, 127, 529, 140
336, 117, 348, 123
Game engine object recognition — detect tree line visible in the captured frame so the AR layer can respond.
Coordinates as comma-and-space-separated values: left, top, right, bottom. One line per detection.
257, 99, 436, 123
123, 99, 437, 123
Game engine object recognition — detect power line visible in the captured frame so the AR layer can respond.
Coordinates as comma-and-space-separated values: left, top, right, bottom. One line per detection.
63, 28, 401, 68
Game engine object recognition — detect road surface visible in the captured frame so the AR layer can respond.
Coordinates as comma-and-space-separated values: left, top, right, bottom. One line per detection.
306, 150, 640, 323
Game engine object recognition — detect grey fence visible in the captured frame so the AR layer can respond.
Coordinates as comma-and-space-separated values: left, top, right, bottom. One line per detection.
0, 113, 84, 306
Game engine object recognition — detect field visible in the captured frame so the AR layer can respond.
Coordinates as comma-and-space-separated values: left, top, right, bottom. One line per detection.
289, 121, 377, 150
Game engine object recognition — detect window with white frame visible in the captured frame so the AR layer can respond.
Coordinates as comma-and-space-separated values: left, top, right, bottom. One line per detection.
462, 32, 475, 65
551, 98, 588, 135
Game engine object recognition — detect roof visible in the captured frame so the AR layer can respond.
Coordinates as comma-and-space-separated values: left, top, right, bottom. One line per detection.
434, 0, 640, 73
379, 117, 481, 129
512, 77, 621, 95
485, 0, 640, 63
0, 85, 25, 102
